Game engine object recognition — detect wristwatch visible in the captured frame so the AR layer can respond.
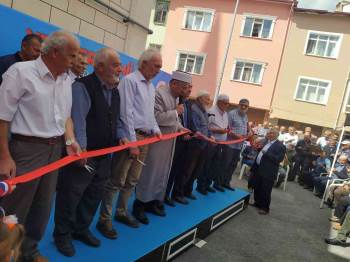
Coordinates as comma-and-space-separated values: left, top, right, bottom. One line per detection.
65, 139, 75, 146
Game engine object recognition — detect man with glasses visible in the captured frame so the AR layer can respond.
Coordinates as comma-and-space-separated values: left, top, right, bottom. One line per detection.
222, 98, 250, 190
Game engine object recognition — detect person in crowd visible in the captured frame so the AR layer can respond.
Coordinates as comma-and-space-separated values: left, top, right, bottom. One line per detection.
339, 140, 350, 161
289, 132, 312, 182
0, 34, 42, 84
68, 51, 88, 81
283, 126, 299, 147
331, 183, 350, 223
248, 121, 255, 131
0, 219, 25, 262
250, 128, 286, 215
165, 83, 194, 206
222, 99, 250, 191
303, 150, 331, 190
275, 154, 290, 188
53, 48, 122, 257
0, 30, 80, 262
317, 129, 332, 150
134, 71, 190, 219
313, 155, 349, 197
325, 211, 350, 247
98, 48, 162, 228
241, 135, 259, 167
197, 94, 230, 193
187, 90, 215, 195
278, 126, 286, 142
323, 138, 337, 163
256, 121, 269, 138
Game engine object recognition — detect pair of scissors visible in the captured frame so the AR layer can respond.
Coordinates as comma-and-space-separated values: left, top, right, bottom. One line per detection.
84, 164, 95, 175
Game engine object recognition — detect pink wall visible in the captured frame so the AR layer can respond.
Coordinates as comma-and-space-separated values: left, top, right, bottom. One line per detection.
161, 0, 293, 110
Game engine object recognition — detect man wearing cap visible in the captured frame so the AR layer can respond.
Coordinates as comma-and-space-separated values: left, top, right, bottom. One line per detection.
197, 94, 230, 193
222, 99, 250, 190
134, 71, 190, 222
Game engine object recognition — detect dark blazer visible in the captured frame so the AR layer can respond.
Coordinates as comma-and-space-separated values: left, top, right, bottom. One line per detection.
251, 140, 286, 181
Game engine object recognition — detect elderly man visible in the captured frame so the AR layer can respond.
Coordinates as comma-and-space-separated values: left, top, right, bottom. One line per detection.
134, 71, 190, 220
283, 126, 298, 147
0, 30, 80, 262
222, 99, 250, 191
250, 128, 286, 214
53, 47, 122, 257
165, 83, 194, 205
69, 51, 88, 81
98, 48, 162, 229
197, 94, 230, 193
0, 34, 42, 84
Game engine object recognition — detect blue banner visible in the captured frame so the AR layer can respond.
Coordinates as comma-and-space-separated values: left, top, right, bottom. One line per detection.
0, 4, 171, 84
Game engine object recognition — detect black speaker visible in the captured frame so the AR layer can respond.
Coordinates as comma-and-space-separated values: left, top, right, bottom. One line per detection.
345, 113, 350, 127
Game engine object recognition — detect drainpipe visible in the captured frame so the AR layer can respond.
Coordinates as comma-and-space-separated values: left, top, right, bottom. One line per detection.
94, 0, 153, 34
213, 0, 240, 103
334, 71, 350, 129
268, 1, 295, 116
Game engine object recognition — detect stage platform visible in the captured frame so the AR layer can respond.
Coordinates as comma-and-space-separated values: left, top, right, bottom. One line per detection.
40, 188, 249, 262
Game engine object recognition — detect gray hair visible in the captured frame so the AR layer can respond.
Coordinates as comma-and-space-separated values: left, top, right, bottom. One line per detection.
268, 128, 279, 136
93, 47, 120, 68
339, 154, 348, 161
41, 30, 79, 54
138, 48, 161, 69
217, 94, 229, 103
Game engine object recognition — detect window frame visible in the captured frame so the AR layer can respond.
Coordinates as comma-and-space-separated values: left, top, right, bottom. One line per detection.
175, 50, 207, 75
294, 76, 332, 105
303, 30, 343, 59
240, 13, 277, 40
343, 80, 350, 113
153, 0, 170, 25
182, 6, 215, 33
149, 43, 162, 51
231, 59, 266, 85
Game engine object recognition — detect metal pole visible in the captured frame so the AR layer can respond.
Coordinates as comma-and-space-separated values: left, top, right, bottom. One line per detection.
213, 0, 240, 103
334, 71, 350, 129
320, 126, 345, 208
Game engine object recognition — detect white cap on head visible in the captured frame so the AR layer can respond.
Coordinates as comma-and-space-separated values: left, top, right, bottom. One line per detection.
217, 94, 229, 102
196, 90, 210, 98
171, 70, 192, 84
342, 140, 350, 145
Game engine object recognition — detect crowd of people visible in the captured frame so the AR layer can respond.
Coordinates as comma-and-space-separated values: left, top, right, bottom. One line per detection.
0, 30, 348, 262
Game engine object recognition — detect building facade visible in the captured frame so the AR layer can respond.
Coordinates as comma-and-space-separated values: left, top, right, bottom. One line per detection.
161, 0, 294, 123
0, 0, 154, 58
270, 9, 350, 132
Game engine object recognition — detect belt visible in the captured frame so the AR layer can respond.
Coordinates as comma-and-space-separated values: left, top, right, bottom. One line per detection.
12, 134, 64, 145
135, 129, 152, 137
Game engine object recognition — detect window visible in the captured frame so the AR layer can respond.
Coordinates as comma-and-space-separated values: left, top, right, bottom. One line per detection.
295, 77, 331, 105
232, 60, 265, 84
154, 0, 169, 25
149, 43, 162, 51
305, 31, 342, 59
176, 52, 206, 75
183, 7, 215, 32
241, 15, 275, 39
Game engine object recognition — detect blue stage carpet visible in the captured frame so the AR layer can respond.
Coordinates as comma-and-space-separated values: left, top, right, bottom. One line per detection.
40, 188, 249, 262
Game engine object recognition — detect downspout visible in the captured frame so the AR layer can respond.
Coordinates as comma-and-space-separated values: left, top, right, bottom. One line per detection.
268, 1, 294, 116
213, 0, 240, 103
334, 71, 350, 129
94, 0, 153, 34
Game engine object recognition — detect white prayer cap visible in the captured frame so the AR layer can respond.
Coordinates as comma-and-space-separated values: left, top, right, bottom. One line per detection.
171, 70, 192, 84
217, 94, 229, 102
342, 140, 350, 145
196, 90, 210, 98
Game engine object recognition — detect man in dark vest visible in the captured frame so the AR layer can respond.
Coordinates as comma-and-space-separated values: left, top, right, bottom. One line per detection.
53, 47, 122, 257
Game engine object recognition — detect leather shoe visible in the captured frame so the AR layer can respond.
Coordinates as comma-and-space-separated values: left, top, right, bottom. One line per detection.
146, 205, 166, 217
72, 231, 101, 247
185, 193, 197, 200
173, 196, 189, 205
132, 208, 149, 225
96, 220, 118, 239
164, 196, 176, 207
196, 188, 208, 195
213, 184, 225, 192
223, 184, 235, 191
325, 238, 350, 247
207, 186, 216, 193
54, 237, 75, 257
115, 214, 139, 228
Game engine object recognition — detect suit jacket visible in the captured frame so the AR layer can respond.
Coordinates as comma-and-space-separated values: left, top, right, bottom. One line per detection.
251, 140, 286, 181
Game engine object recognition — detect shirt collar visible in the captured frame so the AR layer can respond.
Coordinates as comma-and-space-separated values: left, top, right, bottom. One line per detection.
36, 56, 69, 80
135, 70, 149, 84
215, 105, 225, 116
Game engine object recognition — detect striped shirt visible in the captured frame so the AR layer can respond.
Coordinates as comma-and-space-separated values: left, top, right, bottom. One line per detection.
227, 109, 248, 149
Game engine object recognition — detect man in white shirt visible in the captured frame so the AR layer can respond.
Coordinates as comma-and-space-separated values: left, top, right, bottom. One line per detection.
316, 129, 332, 150
283, 126, 298, 147
0, 31, 80, 262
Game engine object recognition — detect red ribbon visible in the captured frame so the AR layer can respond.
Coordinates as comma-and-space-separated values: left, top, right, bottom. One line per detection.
4, 131, 246, 186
